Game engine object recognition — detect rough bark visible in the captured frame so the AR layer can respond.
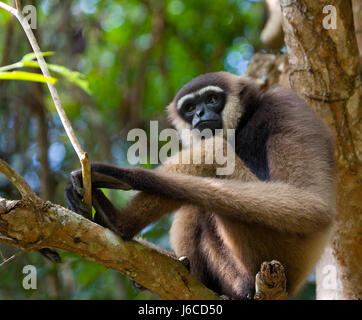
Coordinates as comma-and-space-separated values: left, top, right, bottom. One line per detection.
0, 196, 219, 300
248, 0, 362, 299
279, 0, 361, 300
250, 0, 361, 301
352, 0, 362, 64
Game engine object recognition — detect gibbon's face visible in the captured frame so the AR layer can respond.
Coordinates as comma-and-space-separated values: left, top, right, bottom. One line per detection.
168, 72, 250, 136
176, 85, 226, 131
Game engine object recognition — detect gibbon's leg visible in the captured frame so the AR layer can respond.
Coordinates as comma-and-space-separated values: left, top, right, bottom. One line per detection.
172, 208, 255, 300
199, 221, 255, 300
67, 162, 332, 238
92, 190, 254, 299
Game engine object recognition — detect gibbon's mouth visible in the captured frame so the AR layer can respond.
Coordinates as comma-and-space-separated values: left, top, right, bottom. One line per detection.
194, 120, 222, 131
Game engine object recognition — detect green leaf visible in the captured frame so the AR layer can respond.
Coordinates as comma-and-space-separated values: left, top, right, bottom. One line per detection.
0, 71, 57, 84
0, 51, 90, 93
21, 51, 54, 62
23, 61, 91, 94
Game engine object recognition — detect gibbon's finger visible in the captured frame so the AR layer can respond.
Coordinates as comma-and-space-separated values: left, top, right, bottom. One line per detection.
70, 169, 84, 196
65, 182, 91, 217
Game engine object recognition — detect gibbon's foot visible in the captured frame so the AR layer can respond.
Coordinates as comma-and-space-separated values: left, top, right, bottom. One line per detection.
178, 256, 191, 271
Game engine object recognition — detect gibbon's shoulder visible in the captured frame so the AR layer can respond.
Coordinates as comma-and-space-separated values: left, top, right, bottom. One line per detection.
258, 86, 334, 142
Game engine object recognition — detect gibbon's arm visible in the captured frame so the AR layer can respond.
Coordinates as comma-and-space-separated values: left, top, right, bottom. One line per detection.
65, 169, 182, 238
67, 162, 333, 239
67, 137, 260, 239
92, 188, 182, 239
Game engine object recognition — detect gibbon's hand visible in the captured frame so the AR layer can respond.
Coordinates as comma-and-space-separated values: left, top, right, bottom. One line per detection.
65, 163, 140, 239
65, 175, 91, 219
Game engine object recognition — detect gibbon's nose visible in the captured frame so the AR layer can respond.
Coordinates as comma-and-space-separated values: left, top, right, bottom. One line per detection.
195, 105, 205, 117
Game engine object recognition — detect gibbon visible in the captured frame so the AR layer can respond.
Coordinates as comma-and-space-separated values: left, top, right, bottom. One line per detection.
66, 72, 336, 299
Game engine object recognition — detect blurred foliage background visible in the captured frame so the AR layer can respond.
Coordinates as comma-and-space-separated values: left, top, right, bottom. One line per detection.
0, 0, 314, 299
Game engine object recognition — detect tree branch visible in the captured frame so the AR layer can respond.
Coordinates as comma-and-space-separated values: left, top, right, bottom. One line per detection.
0, 157, 287, 300
0, 158, 40, 203
0, 195, 220, 300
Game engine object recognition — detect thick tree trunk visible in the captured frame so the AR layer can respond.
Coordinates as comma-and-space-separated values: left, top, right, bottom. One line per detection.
352, 0, 362, 64
258, 0, 362, 300
248, 0, 361, 300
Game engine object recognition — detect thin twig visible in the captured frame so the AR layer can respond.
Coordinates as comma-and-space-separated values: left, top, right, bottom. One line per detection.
0, 247, 5, 261
0, 158, 41, 203
14, 0, 21, 11
0, 250, 23, 267
0, 2, 17, 15
0, 1, 92, 217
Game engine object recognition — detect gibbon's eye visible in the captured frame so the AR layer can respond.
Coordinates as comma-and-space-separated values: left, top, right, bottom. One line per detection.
184, 104, 195, 113
206, 94, 218, 105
